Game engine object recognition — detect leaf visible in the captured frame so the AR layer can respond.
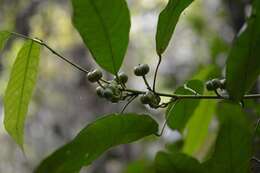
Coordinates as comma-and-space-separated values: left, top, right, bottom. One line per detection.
0, 31, 11, 51
226, 1, 260, 100
71, 0, 130, 74
204, 101, 252, 173
183, 99, 216, 156
4, 40, 41, 148
156, 0, 193, 55
155, 151, 204, 173
34, 113, 158, 173
166, 80, 204, 131
123, 160, 155, 173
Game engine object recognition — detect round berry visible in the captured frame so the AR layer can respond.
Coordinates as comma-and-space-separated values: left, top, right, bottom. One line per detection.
140, 64, 150, 75
96, 86, 104, 97
140, 95, 150, 104
206, 81, 214, 91
134, 66, 143, 76
87, 69, 103, 82
220, 79, 226, 89
118, 72, 128, 83
149, 94, 161, 109
211, 78, 221, 89
103, 88, 113, 99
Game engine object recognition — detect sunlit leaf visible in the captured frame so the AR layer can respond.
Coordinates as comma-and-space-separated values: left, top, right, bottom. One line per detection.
35, 113, 158, 173
4, 40, 41, 148
226, 1, 260, 100
156, 0, 193, 55
204, 101, 252, 173
183, 99, 216, 156
166, 80, 204, 132
0, 31, 10, 51
71, 0, 131, 74
155, 151, 204, 173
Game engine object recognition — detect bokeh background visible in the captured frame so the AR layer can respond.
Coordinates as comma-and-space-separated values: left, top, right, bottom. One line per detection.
0, 0, 259, 172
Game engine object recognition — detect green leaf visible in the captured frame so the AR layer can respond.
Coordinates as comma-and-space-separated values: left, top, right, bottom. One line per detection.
156, 0, 193, 55
71, 0, 130, 74
34, 113, 158, 173
155, 151, 204, 173
183, 99, 216, 156
166, 80, 204, 131
123, 160, 155, 173
226, 1, 260, 100
204, 101, 252, 173
0, 31, 11, 51
4, 40, 41, 148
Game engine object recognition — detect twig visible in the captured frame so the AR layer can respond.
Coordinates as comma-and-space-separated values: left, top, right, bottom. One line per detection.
142, 75, 152, 91
153, 55, 162, 92
121, 95, 138, 113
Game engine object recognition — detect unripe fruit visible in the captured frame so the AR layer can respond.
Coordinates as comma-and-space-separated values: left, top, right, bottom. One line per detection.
149, 94, 161, 109
96, 86, 104, 97
140, 95, 150, 104
118, 72, 128, 83
103, 88, 113, 99
206, 81, 214, 91
211, 78, 221, 89
140, 64, 150, 75
87, 69, 103, 82
220, 79, 226, 89
134, 64, 150, 76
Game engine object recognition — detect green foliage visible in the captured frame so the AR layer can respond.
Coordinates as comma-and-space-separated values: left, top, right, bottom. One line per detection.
156, 0, 193, 55
71, 0, 130, 74
183, 99, 216, 156
155, 151, 204, 173
226, 1, 260, 100
0, 31, 10, 51
4, 40, 41, 148
35, 113, 158, 173
204, 101, 252, 173
166, 80, 204, 131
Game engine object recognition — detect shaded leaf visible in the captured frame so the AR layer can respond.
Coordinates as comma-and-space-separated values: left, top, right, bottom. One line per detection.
166, 80, 204, 131
35, 113, 158, 173
226, 1, 260, 100
183, 99, 216, 156
155, 151, 204, 173
156, 0, 193, 55
0, 31, 10, 51
4, 40, 41, 148
71, 0, 130, 74
123, 160, 155, 173
204, 101, 252, 173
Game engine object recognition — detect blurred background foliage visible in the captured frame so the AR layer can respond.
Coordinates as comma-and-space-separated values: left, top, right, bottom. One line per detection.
0, 0, 259, 172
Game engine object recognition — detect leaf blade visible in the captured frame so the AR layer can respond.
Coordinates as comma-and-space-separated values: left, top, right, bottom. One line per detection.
71, 0, 131, 74
226, 1, 260, 100
166, 80, 204, 131
4, 40, 41, 148
0, 31, 11, 51
34, 113, 158, 173
156, 0, 193, 55
204, 101, 252, 173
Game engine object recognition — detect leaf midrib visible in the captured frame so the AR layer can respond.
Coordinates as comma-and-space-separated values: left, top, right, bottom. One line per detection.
15, 41, 33, 144
89, 0, 117, 74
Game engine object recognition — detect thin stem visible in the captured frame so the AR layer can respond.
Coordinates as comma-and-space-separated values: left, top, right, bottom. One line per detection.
155, 100, 179, 137
142, 75, 152, 91
121, 95, 138, 113
153, 55, 162, 91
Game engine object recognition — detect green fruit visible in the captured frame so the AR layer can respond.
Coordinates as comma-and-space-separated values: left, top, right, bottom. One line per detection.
118, 72, 128, 83
134, 64, 150, 76
149, 94, 161, 109
96, 86, 104, 97
140, 64, 150, 75
220, 79, 226, 89
211, 78, 221, 89
110, 96, 120, 103
206, 81, 215, 91
140, 95, 150, 104
87, 69, 103, 82
103, 88, 113, 99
